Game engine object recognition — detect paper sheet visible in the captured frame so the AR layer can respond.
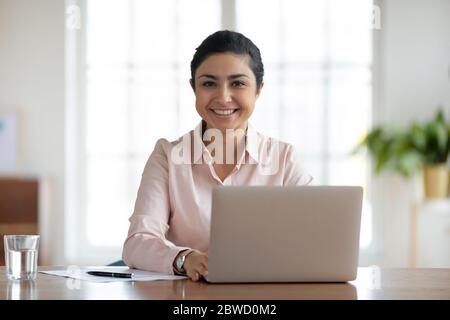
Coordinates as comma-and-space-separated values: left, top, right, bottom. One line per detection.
40, 266, 187, 282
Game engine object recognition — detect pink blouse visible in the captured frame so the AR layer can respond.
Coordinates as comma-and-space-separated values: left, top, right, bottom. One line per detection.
122, 122, 312, 274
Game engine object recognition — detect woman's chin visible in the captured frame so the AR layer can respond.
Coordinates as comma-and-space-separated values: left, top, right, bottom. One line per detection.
207, 121, 246, 132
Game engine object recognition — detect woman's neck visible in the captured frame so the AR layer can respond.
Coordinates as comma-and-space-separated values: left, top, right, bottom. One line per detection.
202, 121, 247, 164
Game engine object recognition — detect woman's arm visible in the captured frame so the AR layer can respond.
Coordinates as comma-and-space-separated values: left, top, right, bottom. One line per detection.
122, 139, 190, 274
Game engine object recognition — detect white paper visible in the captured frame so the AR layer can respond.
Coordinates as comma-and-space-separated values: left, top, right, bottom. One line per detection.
39, 266, 187, 282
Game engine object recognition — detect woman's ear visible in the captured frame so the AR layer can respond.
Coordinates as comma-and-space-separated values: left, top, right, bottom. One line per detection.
256, 81, 264, 98
189, 79, 195, 92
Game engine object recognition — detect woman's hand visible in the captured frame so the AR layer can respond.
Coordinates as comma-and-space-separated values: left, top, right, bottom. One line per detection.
183, 250, 208, 281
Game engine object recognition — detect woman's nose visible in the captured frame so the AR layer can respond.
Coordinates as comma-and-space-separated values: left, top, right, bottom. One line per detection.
216, 85, 232, 103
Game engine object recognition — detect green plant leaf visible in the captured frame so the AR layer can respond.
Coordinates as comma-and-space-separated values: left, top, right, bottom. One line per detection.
433, 122, 447, 152
410, 124, 426, 151
352, 107, 449, 176
374, 143, 391, 173
397, 151, 422, 178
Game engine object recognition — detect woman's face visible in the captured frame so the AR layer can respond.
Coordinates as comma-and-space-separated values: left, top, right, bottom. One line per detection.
191, 53, 263, 132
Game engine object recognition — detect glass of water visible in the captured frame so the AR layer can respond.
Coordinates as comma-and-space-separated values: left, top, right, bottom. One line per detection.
4, 235, 40, 280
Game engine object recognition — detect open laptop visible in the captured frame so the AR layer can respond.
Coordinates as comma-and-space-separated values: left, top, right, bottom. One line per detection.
205, 186, 363, 283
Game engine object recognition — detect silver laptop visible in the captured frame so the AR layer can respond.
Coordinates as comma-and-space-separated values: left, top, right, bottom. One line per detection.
206, 186, 363, 283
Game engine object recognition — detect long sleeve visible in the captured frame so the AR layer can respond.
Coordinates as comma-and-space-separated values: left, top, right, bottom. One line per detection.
122, 139, 190, 274
283, 144, 313, 186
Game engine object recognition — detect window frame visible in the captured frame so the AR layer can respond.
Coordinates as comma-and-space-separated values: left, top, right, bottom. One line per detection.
65, 0, 380, 265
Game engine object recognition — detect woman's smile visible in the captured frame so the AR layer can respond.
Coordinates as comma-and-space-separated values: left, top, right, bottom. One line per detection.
209, 108, 240, 118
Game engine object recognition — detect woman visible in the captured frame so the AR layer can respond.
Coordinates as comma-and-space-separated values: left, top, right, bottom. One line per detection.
122, 30, 312, 281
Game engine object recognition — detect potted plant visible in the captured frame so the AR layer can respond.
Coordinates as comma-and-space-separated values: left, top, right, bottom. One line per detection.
354, 108, 449, 199
409, 109, 449, 198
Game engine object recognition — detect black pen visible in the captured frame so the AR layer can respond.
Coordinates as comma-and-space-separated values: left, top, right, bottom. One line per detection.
87, 271, 134, 278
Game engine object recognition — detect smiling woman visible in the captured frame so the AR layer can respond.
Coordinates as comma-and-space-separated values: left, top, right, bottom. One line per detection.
122, 30, 313, 281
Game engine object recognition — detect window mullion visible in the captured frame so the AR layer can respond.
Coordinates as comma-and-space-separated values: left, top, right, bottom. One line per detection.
322, 0, 331, 184
221, 0, 236, 30
126, 0, 135, 205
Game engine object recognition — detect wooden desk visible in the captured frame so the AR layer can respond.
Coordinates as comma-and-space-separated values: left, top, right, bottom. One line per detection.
0, 267, 449, 300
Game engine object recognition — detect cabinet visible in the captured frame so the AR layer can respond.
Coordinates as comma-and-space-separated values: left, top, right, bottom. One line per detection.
411, 200, 450, 267
0, 177, 39, 265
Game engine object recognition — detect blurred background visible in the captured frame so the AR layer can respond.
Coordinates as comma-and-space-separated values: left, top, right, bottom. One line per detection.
0, 0, 449, 267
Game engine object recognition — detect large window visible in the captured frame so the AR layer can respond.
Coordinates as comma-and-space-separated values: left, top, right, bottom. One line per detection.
235, 0, 373, 248
70, 0, 373, 264
84, 0, 220, 251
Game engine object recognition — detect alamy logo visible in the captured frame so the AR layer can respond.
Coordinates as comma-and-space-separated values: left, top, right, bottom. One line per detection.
66, 4, 81, 30
170, 128, 280, 176
66, 265, 82, 290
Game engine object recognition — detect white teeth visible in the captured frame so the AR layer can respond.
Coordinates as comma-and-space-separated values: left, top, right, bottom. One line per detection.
212, 109, 237, 116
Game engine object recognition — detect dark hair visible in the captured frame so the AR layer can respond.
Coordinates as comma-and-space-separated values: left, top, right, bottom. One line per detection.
190, 30, 264, 91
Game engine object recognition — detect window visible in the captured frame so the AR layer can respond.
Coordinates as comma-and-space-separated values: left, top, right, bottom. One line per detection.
68, 0, 374, 264
84, 0, 220, 253
236, 0, 373, 248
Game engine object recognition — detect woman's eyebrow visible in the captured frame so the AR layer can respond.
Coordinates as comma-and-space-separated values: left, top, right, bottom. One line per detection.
198, 74, 250, 80
228, 74, 249, 80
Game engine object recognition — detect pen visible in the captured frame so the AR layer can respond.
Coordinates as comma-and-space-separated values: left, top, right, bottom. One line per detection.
87, 271, 134, 278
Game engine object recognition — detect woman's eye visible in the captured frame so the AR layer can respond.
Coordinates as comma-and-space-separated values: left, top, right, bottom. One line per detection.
232, 81, 245, 87
202, 81, 215, 87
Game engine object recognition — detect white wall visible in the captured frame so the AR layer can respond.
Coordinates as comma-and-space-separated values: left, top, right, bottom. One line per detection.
373, 0, 450, 267
0, 0, 65, 265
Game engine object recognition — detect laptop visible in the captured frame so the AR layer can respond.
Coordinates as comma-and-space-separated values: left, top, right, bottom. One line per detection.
205, 186, 363, 283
